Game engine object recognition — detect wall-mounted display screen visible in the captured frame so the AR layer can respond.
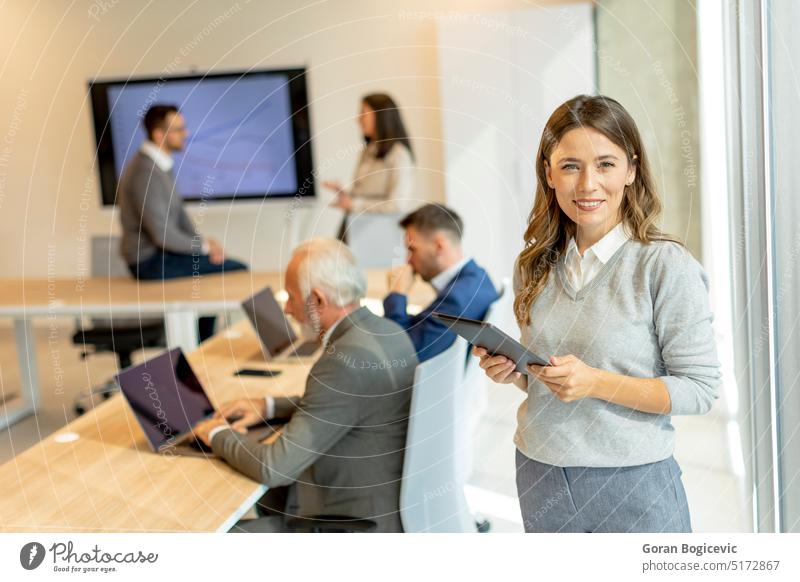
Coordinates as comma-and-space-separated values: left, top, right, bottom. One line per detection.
89, 68, 314, 205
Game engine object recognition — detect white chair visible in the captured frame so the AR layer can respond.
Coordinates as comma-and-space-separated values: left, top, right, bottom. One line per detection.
400, 336, 477, 533
90, 236, 133, 278
456, 278, 513, 483
76, 236, 165, 335
286, 336, 478, 533
346, 212, 406, 268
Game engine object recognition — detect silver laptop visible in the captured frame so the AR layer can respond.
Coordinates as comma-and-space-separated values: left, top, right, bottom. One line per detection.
115, 348, 272, 457
241, 286, 320, 359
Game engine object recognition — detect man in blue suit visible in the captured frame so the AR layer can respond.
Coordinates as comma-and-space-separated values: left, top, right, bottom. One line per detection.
383, 204, 498, 362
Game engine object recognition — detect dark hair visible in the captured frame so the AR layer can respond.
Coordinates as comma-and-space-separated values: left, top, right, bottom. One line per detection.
362, 93, 413, 159
143, 104, 179, 140
399, 203, 463, 241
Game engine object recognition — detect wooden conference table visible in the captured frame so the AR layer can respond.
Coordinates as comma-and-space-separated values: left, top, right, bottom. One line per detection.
0, 322, 309, 532
0, 272, 434, 532
0, 270, 432, 430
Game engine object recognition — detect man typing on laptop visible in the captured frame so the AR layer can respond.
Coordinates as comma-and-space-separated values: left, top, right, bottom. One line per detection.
194, 239, 418, 532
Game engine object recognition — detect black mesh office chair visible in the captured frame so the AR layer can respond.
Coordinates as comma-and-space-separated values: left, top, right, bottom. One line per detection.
285, 516, 377, 533
71, 237, 166, 414
73, 322, 165, 371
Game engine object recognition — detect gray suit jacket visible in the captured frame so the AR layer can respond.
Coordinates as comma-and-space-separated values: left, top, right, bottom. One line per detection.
212, 307, 418, 532
117, 151, 200, 265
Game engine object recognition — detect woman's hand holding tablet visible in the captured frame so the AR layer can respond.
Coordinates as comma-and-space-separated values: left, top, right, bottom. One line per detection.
432, 312, 548, 374
472, 346, 525, 388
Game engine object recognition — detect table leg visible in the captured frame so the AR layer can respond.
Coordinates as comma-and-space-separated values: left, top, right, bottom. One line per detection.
164, 309, 200, 353
0, 319, 40, 430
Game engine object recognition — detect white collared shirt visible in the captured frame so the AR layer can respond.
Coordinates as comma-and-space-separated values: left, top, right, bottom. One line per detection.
564, 223, 630, 291
140, 141, 174, 173
321, 312, 348, 348
430, 257, 470, 293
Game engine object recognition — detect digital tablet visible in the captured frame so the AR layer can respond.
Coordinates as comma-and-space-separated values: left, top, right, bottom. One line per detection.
432, 312, 549, 374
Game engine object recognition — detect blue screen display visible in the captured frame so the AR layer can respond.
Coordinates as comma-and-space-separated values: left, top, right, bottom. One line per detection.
93, 71, 311, 202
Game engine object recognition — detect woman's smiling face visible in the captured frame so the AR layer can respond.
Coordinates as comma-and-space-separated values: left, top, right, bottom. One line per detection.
545, 127, 636, 244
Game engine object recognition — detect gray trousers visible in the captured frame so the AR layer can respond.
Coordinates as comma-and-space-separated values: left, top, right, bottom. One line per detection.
515, 449, 692, 533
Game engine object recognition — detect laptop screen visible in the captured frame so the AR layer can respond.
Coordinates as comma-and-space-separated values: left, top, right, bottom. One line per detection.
116, 348, 214, 451
241, 286, 297, 356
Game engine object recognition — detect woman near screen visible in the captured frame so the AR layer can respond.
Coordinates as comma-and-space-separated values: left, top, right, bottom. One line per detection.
473, 95, 721, 533
324, 93, 416, 229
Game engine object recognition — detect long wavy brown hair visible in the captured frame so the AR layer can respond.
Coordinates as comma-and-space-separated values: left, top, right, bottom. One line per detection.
514, 94, 679, 326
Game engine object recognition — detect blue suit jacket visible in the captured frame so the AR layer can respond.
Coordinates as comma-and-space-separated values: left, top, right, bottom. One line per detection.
383, 259, 499, 362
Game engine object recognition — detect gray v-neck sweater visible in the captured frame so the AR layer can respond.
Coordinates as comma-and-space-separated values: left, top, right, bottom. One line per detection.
513, 240, 721, 468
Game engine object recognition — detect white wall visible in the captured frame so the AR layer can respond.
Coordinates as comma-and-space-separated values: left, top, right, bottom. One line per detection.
596, 0, 702, 259
0, 0, 577, 278
438, 4, 595, 284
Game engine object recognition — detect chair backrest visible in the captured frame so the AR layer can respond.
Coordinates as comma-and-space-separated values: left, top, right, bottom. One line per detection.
91, 236, 132, 278
400, 336, 476, 533
346, 212, 406, 268
456, 278, 513, 482
484, 277, 516, 336
89, 236, 162, 327
462, 277, 513, 387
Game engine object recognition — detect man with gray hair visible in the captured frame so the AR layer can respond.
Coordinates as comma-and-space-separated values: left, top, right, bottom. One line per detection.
195, 238, 418, 532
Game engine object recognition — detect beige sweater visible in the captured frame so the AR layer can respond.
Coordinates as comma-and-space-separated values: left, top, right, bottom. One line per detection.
349, 142, 416, 214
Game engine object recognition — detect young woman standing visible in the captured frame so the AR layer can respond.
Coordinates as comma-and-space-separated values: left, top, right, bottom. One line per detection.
474, 95, 721, 533
324, 93, 416, 237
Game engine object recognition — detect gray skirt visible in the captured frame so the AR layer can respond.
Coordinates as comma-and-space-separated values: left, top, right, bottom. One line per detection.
515, 449, 692, 533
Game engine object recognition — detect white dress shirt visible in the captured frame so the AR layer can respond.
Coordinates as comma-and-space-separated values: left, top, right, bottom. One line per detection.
140, 141, 209, 255
140, 141, 174, 172
321, 312, 347, 348
430, 257, 470, 293
563, 222, 630, 291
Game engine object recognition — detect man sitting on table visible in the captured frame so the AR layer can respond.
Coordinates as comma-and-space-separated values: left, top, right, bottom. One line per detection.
117, 104, 248, 340
194, 238, 418, 533
384, 203, 498, 362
